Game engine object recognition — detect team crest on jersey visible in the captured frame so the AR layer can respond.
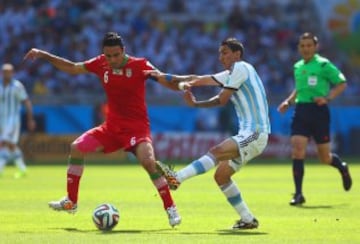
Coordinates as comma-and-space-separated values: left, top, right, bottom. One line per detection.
125, 69, 132, 77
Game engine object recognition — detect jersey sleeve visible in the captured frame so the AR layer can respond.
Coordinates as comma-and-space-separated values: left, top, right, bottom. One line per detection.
144, 60, 158, 71
142, 59, 159, 81
216, 62, 248, 90
323, 61, 346, 85
211, 70, 230, 86
16, 81, 28, 101
83, 55, 102, 74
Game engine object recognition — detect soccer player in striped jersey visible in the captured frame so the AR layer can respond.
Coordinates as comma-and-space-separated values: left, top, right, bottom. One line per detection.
0, 63, 36, 178
149, 38, 270, 229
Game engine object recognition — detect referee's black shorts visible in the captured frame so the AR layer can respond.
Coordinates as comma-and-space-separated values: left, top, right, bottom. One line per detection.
291, 103, 330, 144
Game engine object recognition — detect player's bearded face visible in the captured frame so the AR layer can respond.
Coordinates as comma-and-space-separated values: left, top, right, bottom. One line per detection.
219, 45, 238, 70
103, 46, 125, 69
298, 39, 317, 62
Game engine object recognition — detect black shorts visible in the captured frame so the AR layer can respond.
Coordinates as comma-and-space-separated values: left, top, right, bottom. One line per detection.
291, 103, 330, 144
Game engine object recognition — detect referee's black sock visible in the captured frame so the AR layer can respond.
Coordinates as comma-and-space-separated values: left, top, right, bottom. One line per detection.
330, 153, 345, 171
292, 159, 304, 195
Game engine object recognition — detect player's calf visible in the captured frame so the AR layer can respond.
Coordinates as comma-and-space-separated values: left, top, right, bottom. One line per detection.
340, 162, 352, 191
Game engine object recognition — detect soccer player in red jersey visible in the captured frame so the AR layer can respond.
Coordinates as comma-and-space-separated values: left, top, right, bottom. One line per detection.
24, 32, 185, 227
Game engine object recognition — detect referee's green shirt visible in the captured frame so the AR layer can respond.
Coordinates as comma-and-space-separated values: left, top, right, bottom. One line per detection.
294, 54, 346, 103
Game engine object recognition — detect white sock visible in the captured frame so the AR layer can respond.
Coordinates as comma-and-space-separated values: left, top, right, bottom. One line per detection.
12, 148, 26, 172
177, 154, 216, 183
220, 180, 254, 222
0, 148, 10, 172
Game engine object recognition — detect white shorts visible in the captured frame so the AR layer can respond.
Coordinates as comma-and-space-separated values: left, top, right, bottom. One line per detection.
0, 122, 20, 144
229, 131, 268, 171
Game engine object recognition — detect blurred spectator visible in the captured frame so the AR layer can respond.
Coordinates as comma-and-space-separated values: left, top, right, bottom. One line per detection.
195, 109, 219, 132
32, 79, 48, 96
168, 0, 185, 13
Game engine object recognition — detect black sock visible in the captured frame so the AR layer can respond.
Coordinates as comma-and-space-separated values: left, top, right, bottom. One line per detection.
293, 159, 304, 195
330, 153, 344, 171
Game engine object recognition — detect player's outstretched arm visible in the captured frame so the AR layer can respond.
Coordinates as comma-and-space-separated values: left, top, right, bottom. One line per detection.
144, 70, 216, 91
24, 48, 88, 75
145, 70, 197, 90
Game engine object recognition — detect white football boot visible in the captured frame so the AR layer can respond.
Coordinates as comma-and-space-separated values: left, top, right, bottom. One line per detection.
166, 205, 181, 227
48, 196, 77, 214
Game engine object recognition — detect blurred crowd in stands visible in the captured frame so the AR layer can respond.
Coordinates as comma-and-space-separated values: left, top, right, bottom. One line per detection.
1, 0, 359, 105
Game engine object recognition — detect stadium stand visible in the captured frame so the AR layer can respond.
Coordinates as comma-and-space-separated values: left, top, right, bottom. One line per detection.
1, 0, 359, 106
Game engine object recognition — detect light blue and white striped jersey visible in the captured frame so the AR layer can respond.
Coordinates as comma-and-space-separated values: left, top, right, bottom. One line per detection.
212, 61, 271, 134
0, 79, 28, 129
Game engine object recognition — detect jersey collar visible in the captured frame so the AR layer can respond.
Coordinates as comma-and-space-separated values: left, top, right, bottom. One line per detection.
304, 53, 318, 64
118, 54, 129, 68
0, 78, 13, 87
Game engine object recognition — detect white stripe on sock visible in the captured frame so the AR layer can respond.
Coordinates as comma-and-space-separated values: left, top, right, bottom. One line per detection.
221, 181, 254, 221
177, 154, 216, 182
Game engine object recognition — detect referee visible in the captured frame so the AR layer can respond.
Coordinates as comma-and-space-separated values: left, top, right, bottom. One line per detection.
278, 32, 352, 206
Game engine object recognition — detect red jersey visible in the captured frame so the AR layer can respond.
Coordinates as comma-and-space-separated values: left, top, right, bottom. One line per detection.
84, 54, 155, 128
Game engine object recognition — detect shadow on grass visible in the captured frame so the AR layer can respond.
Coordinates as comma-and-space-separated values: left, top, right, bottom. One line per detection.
57, 228, 174, 234
54, 227, 267, 236
293, 205, 333, 209
292, 203, 349, 209
217, 230, 268, 236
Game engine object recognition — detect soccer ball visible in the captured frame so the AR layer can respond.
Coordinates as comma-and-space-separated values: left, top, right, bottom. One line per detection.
92, 203, 120, 231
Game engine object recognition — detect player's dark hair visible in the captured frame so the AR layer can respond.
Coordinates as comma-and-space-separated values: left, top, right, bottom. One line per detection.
221, 38, 244, 58
102, 32, 124, 48
299, 32, 318, 45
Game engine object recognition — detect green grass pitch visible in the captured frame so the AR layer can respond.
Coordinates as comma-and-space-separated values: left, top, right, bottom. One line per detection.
0, 160, 359, 243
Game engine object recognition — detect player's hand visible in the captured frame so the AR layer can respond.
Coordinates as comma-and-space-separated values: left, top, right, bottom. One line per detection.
183, 90, 197, 106
313, 97, 328, 106
277, 101, 290, 113
27, 118, 36, 132
178, 82, 192, 91
23, 48, 43, 61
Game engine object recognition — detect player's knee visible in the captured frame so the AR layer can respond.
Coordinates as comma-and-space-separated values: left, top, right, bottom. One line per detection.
70, 142, 85, 156
214, 171, 229, 186
208, 146, 224, 159
318, 154, 332, 164
7, 143, 16, 152
291, 147, 306, 159
213, 171, 222, 185
71, 139, 102, 155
